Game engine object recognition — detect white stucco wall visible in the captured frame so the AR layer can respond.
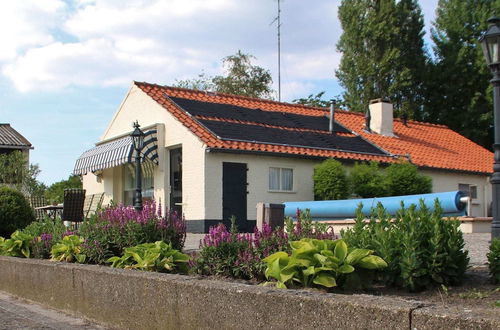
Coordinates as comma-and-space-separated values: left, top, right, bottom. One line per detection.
82, 84, 207, 220
80, 83, 491, 224
204, 152, 317, 221
422, 169, 491, 217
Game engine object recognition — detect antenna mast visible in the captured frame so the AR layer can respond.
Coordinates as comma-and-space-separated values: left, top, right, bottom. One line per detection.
277, 0, 281, 102
271, 0, 282, 101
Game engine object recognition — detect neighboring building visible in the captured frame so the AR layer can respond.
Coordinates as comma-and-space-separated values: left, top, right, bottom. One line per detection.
74, 82, 493, 232
0, 123, 33, 159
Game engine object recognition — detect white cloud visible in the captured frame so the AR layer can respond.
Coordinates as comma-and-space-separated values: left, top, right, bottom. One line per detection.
0, 0, 438, 96
0, 1, 66, 61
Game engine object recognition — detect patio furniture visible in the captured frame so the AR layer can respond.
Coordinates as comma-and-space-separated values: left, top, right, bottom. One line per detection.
83, 193, 104, 218
35, 204, 63, 220
62, 189, 86, 227
29, 196, 47, 220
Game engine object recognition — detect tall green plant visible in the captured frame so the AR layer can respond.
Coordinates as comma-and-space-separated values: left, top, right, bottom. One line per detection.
342, 200, 469, 291
488, 238, 500, 284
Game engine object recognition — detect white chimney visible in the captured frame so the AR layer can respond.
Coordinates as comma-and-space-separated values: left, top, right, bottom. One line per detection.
369, 98, 394, 136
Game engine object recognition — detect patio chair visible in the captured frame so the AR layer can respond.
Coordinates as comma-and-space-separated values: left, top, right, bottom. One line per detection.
62, 188, 86, 227
29, 195, 47, 221
83, 193, 104, 218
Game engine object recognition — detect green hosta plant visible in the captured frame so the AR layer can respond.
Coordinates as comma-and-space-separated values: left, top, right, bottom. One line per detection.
0, 236, 6, 255
108, 241, 190, 273
1, 231, 33, 258
488, 238, 500, 284
262, 238, 387, 289
50, 235, 86, 263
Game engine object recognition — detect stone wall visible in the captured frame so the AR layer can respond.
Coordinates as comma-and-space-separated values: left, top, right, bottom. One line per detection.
0, 257, 498, 329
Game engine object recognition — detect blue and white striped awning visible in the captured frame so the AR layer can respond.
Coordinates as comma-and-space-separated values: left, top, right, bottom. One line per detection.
73, 130, 158, 175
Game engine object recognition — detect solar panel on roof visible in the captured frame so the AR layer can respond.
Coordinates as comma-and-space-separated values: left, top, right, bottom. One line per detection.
169, 96, 350, 133
198, 119, 387, 155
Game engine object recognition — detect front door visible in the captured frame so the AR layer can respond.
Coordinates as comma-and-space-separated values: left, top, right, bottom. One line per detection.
169, 148, 182, 215
222, 162, 247, 230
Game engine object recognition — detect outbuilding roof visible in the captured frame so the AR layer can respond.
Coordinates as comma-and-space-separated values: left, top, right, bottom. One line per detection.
135, 81, 493, 175
0, 124, 32, 149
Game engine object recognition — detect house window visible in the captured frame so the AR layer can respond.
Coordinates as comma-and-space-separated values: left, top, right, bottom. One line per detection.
458, 183, 477, 200
123, 163, 154, 205
269, 167, 293, 191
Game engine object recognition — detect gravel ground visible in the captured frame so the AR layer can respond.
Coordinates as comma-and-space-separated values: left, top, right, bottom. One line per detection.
185, 232, 491, 266
463, 233, 490, 267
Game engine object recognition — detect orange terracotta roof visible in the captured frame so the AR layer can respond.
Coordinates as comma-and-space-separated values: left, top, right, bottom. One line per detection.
134, 81, 493, 174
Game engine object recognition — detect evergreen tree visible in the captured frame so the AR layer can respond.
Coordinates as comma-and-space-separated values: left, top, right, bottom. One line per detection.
424, 0, 499, 148
336, 0, 426, 119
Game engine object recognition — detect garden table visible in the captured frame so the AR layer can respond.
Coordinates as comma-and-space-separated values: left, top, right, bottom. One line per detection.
35, 204, 63, 220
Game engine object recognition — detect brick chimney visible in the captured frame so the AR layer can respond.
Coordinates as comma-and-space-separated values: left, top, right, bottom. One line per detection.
369, 98, 394, 136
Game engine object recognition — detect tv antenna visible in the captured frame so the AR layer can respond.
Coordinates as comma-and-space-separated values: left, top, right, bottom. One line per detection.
270, 0, 282, 101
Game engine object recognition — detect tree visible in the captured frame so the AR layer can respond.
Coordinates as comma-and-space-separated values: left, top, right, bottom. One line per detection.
313, 159, 350, 200
174, 50, 274, 99
0, 151, 46, 196
292, 91, 347, 109
45, 175, 82, 204
336, 0, 427, 119
424, 0, 500, 148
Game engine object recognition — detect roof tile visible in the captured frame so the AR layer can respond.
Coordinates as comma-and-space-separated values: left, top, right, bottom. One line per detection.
134, 81, 493, 174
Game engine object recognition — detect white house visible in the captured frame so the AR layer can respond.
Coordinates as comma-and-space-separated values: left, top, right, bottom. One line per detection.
74, 82, 493, 232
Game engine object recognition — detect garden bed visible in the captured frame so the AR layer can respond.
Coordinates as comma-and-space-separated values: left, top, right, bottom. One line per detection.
1, 256, 499, 330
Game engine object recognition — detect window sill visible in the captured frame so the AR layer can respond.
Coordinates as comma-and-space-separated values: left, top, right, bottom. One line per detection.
268, 190, 296, 194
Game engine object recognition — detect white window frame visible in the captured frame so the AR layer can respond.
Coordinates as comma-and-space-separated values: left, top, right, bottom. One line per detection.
268, 167, 294, 192
458, 183, 478, 200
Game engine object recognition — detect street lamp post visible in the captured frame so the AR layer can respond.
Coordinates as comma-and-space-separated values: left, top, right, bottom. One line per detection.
480, 17, 500, 239
131, 121, 145, 211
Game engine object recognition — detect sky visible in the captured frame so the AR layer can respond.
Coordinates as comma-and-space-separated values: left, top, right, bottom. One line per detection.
0, 0, 439, 185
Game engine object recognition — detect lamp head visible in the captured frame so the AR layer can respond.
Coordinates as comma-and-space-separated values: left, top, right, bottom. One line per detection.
131, 121, 144, 151
480, 17, 500, 68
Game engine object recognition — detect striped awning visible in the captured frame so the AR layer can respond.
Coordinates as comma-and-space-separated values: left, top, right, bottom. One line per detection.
73, 129, 158, 175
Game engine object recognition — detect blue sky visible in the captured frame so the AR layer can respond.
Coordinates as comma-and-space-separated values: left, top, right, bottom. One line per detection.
0, 0, 438, 185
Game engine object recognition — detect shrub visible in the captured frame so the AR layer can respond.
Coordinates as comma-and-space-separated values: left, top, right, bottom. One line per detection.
384, 162, 432, 196
78, 201, 186, 264
342, 200, 469, 292
488, 238, 500, 284
262, 238, 387, 289
50, 235, 86, 263
313, 159, 349, 200
108, 241, 190, 273
0, 186, 35, 237
21, 217, 67, 259
350, 161, 389, 198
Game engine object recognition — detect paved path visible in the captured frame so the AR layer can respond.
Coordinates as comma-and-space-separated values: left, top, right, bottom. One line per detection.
0, 291, 109, 330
